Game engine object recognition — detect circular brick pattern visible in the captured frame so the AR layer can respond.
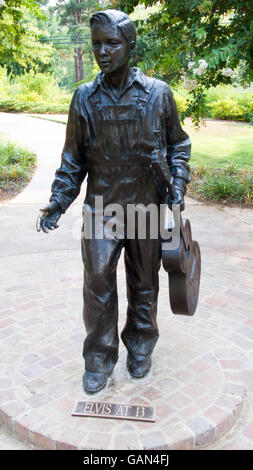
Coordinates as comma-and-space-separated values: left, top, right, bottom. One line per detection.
0, 250, 246, 450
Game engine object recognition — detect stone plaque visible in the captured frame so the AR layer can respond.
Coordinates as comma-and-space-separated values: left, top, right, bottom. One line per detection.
72, 400, 156, 422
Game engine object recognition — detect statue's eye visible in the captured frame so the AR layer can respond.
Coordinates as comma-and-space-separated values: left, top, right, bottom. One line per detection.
108, 40, 121, 46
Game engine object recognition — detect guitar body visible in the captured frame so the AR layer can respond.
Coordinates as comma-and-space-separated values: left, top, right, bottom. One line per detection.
162, 216, 201, 316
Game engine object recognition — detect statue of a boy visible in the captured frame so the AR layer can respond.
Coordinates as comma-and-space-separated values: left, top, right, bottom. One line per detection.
37, 9, 191, 394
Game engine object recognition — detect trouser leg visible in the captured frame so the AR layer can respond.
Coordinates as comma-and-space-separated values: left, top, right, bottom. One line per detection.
82, 236, 123, 374
121, 237, 161, 357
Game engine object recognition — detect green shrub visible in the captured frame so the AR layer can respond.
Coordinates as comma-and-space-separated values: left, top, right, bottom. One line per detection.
205, 84, 239, 103
0, 142, 36, 183
190, 163, 253, 205
205, 85, 253, 122
173, 92, 187, 115
0, 68, 71, 114
209, 98, 245, 120
237, 94, 253, 122
173, 83, 253, 122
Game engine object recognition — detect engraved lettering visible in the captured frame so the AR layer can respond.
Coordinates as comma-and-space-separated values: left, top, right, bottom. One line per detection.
115, 405, 124, 416
95, 403, 103, 414
123, 405, 130, 416
83, 402, 91, 413
89, 402, 95, 413
105, 404, 112, 414
136, 406, 145, 418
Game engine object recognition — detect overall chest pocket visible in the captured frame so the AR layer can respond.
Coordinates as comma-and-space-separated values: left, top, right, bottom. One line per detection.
98, 105, 141, 156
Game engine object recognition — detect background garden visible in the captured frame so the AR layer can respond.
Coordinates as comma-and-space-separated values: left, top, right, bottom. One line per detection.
0, 0, 252, 205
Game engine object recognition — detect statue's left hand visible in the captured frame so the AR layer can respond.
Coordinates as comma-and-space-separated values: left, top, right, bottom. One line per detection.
171, 187, 184, 206
167, 177, 186, 211
36, 201, 62, 234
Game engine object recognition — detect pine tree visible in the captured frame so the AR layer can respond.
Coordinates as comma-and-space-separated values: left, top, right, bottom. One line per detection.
52, 0, 98, 83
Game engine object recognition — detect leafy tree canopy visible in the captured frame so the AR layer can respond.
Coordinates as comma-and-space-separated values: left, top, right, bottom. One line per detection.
0, 0, 55, 74
0, 0, 46, 25
117, 0, 253, 125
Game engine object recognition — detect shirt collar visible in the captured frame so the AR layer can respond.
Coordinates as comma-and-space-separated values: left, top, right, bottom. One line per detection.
88, 68, 149, 98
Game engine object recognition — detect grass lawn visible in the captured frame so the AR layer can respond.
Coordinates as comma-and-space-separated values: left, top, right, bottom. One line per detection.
182, 120, 253, 206
183, 119, 253, 170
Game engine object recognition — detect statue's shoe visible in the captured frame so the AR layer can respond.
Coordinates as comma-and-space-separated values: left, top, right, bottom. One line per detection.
82, 370, 110, 394
127, 353, 152, 378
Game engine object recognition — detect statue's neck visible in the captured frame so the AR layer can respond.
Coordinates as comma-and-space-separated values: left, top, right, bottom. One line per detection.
106, 65, 131, 95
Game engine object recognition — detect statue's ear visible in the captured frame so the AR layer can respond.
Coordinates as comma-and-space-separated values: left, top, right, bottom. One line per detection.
130, 40, 136, 53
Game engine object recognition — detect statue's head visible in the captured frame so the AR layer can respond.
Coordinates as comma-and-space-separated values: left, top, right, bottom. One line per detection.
90, 9, 136, 74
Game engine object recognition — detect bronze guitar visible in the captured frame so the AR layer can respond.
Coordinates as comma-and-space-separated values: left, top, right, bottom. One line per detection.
151, 149, 201, 316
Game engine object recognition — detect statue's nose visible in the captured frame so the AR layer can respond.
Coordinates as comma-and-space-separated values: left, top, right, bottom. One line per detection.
99, 43, 108, 56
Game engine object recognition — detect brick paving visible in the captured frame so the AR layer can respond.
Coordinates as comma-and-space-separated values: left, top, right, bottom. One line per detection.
0, 112, 253, 450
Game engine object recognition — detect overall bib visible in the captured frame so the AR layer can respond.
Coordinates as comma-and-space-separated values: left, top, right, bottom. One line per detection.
82, 82, 163, 374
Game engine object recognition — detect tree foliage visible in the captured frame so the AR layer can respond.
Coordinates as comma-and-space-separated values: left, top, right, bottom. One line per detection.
0, 0, 46, 35
118, 0, 253, 125
50, 0, 100, 83
0, 0, 54, 74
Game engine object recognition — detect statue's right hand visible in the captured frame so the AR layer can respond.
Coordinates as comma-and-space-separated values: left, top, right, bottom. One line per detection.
36, 201, 62, 234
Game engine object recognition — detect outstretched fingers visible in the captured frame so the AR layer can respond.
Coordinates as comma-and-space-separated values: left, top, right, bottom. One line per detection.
40, 218, 50, 234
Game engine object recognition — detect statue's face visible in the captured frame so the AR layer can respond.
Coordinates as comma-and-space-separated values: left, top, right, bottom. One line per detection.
91, 23, 131, 74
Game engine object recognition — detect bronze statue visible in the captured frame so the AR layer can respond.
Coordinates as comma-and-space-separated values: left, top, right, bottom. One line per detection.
37, 9, 192, 394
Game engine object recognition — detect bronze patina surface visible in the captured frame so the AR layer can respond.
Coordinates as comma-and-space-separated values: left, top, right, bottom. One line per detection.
37, 9, 193, 394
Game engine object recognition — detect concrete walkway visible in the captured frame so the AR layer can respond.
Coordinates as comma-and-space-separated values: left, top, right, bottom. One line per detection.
0, 112, 253, 450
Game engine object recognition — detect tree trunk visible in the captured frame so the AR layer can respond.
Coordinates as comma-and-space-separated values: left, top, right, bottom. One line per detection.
74, 47, 84, 82
74, 2, 84, 83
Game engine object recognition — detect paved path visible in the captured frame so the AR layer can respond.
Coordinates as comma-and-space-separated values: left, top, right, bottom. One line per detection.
0, 112, 253, 450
